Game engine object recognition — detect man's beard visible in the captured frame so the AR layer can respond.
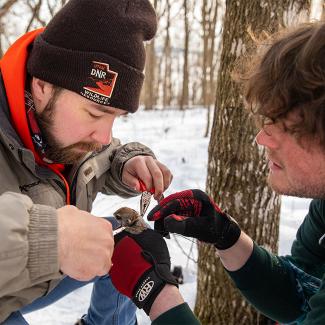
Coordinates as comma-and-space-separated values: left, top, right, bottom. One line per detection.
268, 174, 325, 200
35, 93, 102, 164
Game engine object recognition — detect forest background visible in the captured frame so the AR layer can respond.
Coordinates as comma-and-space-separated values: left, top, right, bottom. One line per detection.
0, 0, 324, 323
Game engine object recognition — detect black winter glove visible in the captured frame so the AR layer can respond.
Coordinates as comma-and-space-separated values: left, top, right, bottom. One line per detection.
147, 189, 241, 250
110, 228, 178, 315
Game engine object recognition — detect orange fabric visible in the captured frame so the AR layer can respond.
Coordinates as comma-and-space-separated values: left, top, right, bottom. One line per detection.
1, 29, 43, 162
47, 165, 71, 204
1, 29, 70, 204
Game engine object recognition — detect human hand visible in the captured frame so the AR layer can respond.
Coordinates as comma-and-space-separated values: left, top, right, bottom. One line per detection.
57, 206, 114, 281
122, 156, 172, 200
110, 228, 178, 315
147, 189, 241, 250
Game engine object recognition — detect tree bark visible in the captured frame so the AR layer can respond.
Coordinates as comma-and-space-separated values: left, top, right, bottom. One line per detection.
25, 0, 45, 32
202, 0, 219, 137
0, 0, 18, 19
143, 0, 158, 110
0, 0, 19, 56
321, 0, 325, 21
195, 1, 310, 324
180, 0, 190, 110
162, 0, 172, 109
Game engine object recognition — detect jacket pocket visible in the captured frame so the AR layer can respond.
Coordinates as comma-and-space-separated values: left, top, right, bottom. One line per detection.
20, 181, 65, 209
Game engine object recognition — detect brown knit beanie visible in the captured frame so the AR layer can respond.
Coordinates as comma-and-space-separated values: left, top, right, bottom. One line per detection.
27, 0, 157, 113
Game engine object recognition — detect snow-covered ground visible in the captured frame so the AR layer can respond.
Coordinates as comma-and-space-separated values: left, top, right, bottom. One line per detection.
25, 108, 311, 324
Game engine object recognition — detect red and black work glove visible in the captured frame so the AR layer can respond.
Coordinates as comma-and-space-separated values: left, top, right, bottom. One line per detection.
147, 189, 241, 250
110, 228, 178, 315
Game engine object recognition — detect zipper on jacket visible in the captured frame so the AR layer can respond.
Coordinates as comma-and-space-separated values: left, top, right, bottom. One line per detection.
70, 152, 98, 206
47, 164, 71, 204
19, 180, 41, 192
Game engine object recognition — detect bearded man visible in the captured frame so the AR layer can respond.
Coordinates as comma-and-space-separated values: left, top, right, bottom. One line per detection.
0, 1, 174, 324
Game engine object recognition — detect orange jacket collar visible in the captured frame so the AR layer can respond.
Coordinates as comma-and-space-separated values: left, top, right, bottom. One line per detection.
1, 30, 72, 203
1, 29, 44, 164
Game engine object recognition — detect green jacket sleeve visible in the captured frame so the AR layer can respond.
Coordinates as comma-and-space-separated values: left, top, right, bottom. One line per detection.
227, 243, 303, 323
152, 303, 201, 325
228, 199, 325, 324
301, 280, 325, 324
287, 199, 325, 324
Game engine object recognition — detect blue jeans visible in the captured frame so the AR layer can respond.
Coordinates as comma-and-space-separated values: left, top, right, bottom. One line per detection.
3, 275, 136, 325
3, 217, 137, 325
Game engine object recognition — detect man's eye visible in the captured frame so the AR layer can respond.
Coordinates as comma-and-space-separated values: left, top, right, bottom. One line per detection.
88, 112, 102, 119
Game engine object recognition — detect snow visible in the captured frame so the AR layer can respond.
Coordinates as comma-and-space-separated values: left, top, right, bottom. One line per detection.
24, 108, 310, 324
310, 0, 323, 21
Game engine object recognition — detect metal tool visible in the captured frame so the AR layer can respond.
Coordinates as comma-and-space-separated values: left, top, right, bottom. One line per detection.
112, 180, 158, 236
113, 226, 126, 236
139, 180, 154, 217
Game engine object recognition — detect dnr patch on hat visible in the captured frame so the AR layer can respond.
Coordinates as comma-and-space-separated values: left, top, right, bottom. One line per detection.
81, 61, 118, 106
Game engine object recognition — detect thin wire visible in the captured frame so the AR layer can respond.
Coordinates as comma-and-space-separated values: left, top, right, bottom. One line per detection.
174, 233, 197, 244
186, 239, 195, 269
172, 233, 198, 264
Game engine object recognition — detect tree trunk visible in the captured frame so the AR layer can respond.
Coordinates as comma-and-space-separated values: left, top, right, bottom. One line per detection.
195, 1, 310, 324
143, 40, 156, 110
0, 0, 18, 19
143, 0, 158, 110
180, 0, 190, 110
0, 0, 19, 56
202, 0, 219, 137
162, 0, 172, 109
322, 0, 325, 21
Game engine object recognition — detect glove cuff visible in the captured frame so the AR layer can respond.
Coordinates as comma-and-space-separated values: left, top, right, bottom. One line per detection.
214, 213, 241, 250
133, 268, 177, 315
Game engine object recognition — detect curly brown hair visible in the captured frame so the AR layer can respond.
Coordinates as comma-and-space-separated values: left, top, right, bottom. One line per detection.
237, 22, 325, 146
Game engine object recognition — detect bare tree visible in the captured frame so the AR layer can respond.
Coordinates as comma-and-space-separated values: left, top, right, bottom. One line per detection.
0, 0, 67, 56
201, 0, 220, 137
25, 0, 46, 32
179, 0, 190, 110
195, 0, 311, 324
0, 0, 19, 56
143, 0, 158, 110
0, 0, 18, 18
46, 0, 65, 18
162, 0, 172, 109
322, 0, 325, 21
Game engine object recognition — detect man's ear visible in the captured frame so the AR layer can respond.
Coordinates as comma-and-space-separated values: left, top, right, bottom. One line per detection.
30, 77, 54, 113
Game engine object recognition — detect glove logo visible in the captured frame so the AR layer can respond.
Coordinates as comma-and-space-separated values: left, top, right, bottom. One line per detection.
136, 278, 154, 302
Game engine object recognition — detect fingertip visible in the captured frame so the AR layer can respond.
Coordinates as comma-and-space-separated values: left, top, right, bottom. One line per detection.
147, 204, 162, 219
165, 176, 173, 191
147, 212, 158, 221
154, 191, 163, 201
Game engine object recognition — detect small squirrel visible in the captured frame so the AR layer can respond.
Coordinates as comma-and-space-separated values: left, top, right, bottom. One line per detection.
113, 207, 147, 234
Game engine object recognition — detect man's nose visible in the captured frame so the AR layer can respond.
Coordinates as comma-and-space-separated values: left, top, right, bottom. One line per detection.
91, 128, 112, 145
255, 129, 278, 150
